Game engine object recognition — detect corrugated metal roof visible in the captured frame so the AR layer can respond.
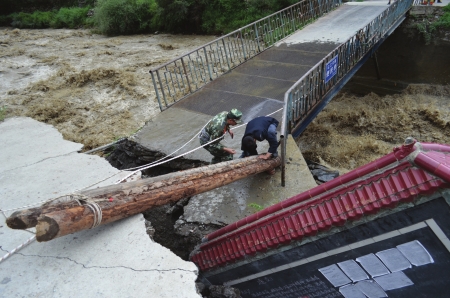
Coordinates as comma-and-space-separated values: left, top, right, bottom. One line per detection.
191, 140, 450, 271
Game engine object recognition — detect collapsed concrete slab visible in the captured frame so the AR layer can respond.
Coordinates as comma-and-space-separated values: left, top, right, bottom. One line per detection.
179, 136, 318, 228
0, 117, 201, 298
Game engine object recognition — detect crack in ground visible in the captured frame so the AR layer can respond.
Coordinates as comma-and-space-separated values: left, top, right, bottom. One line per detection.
0, 150, 82, 175
14, 252, 197, 273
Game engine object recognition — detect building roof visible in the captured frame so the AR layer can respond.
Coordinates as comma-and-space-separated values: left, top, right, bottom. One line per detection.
191, 139, 450, 271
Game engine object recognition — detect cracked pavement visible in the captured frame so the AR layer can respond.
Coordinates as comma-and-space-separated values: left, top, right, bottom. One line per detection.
0, 117, 201, 298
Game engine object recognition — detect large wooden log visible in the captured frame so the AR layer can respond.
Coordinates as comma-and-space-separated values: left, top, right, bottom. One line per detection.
6, 201, 79, 230
34, 156, 280, 242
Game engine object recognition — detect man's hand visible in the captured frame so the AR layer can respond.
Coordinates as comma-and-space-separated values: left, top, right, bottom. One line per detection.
224, 148, 236, 154
228, 130, 234, 139
258, 153, 272, 160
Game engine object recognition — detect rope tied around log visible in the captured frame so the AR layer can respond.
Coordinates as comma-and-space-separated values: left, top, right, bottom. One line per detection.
84, 201, 102, 229
74, 195, 103, 229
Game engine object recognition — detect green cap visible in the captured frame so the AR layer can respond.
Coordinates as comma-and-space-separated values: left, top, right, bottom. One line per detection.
227, 109, 242, 123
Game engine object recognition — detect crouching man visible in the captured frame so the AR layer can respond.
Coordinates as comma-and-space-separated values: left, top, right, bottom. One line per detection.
199, 109, 243, 164
240, 116, 279, 174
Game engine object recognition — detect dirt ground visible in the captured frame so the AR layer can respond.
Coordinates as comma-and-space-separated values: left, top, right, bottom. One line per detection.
0, 28, 216, 150
1, 27, 449, 173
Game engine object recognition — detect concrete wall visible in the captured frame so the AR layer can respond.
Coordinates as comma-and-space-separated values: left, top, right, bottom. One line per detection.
344, 8, 450, 94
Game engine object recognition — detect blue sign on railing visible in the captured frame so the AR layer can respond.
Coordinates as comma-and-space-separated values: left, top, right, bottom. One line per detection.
325, 56, 338, 83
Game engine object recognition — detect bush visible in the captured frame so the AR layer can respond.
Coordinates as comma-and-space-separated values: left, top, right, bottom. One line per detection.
435, 4, 450, 29
414, 4, 450, 45
93, 0, 158, 35
201, 0, 247, 34
1, 0, 304, 35
201, 0, 298, 34
51, 6, 91, 28
154, 0, 204, 33
1, 0, 96, 15
11, 11, 55, 28
0, 14, 14, 26
444, 3, 450, 12
7, 7, 92, 29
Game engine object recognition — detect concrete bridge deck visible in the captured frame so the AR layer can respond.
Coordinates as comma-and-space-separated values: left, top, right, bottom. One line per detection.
138, 2, 392, 164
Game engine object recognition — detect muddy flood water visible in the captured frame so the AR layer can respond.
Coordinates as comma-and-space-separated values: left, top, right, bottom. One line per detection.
1, 28, 449, 174
298, 84, 450, 173
0, 28, 216, 150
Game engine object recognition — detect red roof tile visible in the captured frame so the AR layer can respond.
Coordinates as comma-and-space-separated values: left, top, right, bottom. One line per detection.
191, 140, 450, 271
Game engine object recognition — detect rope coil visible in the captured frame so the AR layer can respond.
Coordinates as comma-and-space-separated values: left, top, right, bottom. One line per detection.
84, 201, 103, 229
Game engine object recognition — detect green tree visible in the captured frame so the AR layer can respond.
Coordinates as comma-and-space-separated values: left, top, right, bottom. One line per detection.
201, 0, 298, 34
94, 0, 158, 35
155, 0, 205, 33
0, 0, 95, 15
51, 6, 92, 28
10, 11, 55, 28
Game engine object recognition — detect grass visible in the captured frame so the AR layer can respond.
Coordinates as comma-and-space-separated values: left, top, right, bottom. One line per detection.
413, 4, 450, 45
435, 4, 450, 29
248, 203, 264, 212
3, 6, 93, 29
0, 106, 7, 122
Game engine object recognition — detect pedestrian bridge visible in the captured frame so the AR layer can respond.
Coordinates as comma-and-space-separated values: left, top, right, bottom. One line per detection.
145, 0, 414, 183
141, 2, 450, 297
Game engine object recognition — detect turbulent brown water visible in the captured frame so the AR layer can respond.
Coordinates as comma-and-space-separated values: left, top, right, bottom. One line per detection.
0, 28, 215, 150
298, 84, 450, 174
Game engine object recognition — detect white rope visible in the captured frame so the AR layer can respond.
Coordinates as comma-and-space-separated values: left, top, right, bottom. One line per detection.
1, 108, 284, 212
115, 133, 236, 183
1, 203, 46, 213
122, 118, 213, 172
0, 235, 36, 264
115, 108, 284, 183
71, 195, 83, 206
85, 201, 102, 229
1, 208, 7, 220
74, 107, 284, 186
1, 193, 90, 213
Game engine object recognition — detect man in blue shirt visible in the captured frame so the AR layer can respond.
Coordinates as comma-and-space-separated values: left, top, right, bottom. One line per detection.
240, 116, 279, 162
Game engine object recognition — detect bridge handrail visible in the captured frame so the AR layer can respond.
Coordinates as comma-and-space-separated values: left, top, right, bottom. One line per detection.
280, 0, 414, 185
150, 0, 342, 111
412, 0, 430, 5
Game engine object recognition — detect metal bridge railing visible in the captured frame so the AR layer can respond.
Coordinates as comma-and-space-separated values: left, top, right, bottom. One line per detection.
412, 0, 432, 5
280, 0, 414, 186
150, 0, 342, 111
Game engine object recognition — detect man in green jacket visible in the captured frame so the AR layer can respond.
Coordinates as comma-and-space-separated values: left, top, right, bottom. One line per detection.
199, 109, 243, 164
